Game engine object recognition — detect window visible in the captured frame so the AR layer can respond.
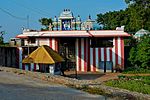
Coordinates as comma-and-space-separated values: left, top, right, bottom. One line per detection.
91, 37, 113, 48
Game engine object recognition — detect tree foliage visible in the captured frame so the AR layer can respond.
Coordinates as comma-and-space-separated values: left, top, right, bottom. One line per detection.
128, 35, 150, 68
97, 0, 150, 33
39, 18, 52, 30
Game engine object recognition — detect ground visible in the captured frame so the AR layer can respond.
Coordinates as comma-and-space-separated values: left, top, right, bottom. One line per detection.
64, 71, 121, 82
0, 69, 109, 100
1, 67, 149, 100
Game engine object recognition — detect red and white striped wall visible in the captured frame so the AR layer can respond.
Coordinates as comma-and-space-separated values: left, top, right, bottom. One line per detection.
17, 37, 124, 72
38, 38, 58, 52
76, 37, 124, 72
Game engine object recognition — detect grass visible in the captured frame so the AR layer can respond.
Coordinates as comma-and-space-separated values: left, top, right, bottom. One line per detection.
122, 67, 150, 74
67, 84, 106, 95
76, 85, 106, 95
105, 75, 150, 94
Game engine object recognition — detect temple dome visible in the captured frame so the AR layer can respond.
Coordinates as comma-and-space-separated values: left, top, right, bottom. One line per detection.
134, 29, 150, 38
59, 9, 73, 19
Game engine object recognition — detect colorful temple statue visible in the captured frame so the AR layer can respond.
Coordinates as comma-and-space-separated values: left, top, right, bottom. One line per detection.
52, 9, 95, 31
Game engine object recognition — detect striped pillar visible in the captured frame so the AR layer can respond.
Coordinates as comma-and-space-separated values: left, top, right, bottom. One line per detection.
112, 38, 116, 70
49, 38, 58, 52
76, 38, 79, 71
121, 37, 124, 69
76, 38, 89, 72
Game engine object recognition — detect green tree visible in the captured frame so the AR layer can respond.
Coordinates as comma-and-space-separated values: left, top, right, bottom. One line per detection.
97, 0, 150, 33
129, 35, 150, 68
39, 18, 53, 30
0, 31, 5, 44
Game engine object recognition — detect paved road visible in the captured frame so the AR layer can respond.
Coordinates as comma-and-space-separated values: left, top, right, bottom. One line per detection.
0, 71, 108, 100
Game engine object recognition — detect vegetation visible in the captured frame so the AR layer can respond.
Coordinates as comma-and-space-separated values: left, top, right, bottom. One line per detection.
39, 18, 53, 30
0, 43, 9, 47
128, 35, 150, 68
97, 0, 150, 33
0, 31, 7, 45
123, 67, 150, 74
105, 75, 150, 94
75, 85, 106, 95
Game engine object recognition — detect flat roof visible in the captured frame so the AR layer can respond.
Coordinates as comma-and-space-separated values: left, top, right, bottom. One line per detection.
16, 30, 131, 38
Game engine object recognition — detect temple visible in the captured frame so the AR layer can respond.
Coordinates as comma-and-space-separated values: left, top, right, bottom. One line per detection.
14, 9, 130, 73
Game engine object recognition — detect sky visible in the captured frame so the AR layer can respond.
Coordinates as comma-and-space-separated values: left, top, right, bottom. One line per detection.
0, 0, 127, 42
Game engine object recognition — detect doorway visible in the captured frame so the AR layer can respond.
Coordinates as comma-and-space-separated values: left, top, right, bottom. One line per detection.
59, 38, 76, 70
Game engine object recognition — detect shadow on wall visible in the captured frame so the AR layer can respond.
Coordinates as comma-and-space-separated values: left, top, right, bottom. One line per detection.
88, 47, 124, 73
0, 47, 17, 67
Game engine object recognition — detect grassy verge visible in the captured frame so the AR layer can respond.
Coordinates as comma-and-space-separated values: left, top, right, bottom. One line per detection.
105, 75, 150, 94
122, 68, 150, 74
66, 84, 106, 95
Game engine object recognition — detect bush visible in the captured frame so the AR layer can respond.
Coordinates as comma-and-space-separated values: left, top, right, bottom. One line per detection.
128, 35, 150, 68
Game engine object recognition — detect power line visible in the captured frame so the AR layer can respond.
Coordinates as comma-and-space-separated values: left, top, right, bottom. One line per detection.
0, 7, 27, 20
0, 7, 32, 29
9, 0, 51, 17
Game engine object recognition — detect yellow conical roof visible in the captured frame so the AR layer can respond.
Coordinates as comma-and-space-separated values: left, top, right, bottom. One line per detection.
22, 45, 64, 64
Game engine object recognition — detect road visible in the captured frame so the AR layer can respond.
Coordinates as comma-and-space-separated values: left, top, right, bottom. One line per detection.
0, 71, 108, 100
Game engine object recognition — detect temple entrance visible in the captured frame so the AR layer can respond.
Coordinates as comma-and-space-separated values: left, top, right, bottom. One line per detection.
59, 38, 76, 70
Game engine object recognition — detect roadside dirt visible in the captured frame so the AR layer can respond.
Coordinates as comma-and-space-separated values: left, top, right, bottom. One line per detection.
64, 71, 121, 82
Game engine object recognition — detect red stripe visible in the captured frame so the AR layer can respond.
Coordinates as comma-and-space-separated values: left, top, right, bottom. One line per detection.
93, 48, 96, 72
115, 37, 118, 66
121, 38, 124, 69
78, 39, 81, 71
49, 38, 52, 48
55, 38, 58, 52
34, 64, 36, 71
84, 38, 87, 72
110, 48, 112, 61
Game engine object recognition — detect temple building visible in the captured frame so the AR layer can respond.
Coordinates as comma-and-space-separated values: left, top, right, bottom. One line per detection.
15, 9, 130, 73
52, 9, 95, 31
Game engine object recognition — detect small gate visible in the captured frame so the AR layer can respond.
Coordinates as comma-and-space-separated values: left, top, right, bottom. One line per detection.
99, 61, 113, 72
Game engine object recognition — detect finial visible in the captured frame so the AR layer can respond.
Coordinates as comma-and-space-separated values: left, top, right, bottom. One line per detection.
89, 15, 91, 19
77, 15, 81, 21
